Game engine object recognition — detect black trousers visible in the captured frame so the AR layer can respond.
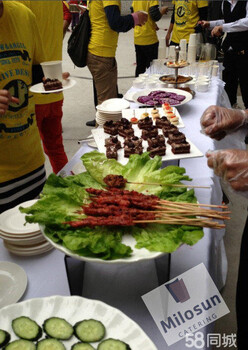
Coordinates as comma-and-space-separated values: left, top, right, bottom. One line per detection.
135, 42, 159, 77
223, 50, 248, 108
236, 216, 248, 349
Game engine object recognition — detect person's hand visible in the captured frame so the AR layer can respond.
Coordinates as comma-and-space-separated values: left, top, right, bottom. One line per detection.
135, 11, 148, 26
161, 6, 169, 15
211, 25, 223, 37
62, 72, 70, 80
206, 149, 248, 191
0, 90, 19, 115
198, 20, 210, 28
200, 105, 248, 140
166, 32, 171, 47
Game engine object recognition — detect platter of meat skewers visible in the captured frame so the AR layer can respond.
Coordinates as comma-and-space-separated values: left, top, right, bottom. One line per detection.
21, 152, 230, 264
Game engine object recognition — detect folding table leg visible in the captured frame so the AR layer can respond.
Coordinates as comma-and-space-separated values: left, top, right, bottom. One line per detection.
154, 253, 171, 286
64, 255, 86, 296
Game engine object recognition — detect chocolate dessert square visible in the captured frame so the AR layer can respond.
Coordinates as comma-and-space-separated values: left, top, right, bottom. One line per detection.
171, 142, 190, 154
138, 116, 153, 130
118, 125, 134, 138
148, 146, 166, 158
43, 78, 63, 91
105, 136, 122, 150
162, 124, 178, 137
124, 136, 142, 148
103, 120, 118, 135
147, 135, 165, 148
155, 116, 171, 129
106, 146, 118, 159
167, 132, 186, 145
124, 146, 143, 158
119, 118, 131, 127
141, 126, 158, 140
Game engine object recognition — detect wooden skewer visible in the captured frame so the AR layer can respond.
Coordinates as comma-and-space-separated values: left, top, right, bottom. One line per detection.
159, 199, 228, 209
134, 219, 225, 229
128, 181, 210, 189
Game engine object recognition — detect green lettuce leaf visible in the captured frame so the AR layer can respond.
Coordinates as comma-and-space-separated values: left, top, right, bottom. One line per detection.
81, 151, 125, 185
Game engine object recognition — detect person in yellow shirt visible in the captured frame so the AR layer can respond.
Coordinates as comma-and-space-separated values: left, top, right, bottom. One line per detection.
0, 1, 46, 213
132, 1, 168, 77
86, 0, 148, 126
166, 0, 208, 46
21, 0, 68, 174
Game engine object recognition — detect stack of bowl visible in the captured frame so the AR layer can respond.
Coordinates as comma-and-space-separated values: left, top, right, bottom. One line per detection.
96, 98, 130, 127
0, 200, 53, 256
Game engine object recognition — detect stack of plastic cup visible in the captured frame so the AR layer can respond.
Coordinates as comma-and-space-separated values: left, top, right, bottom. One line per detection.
187, 34, 197, 64
168, 46, 176, 62
179, 39, 187, 61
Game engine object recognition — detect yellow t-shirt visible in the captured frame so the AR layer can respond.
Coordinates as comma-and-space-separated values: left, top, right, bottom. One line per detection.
88, 0, 121, 57
171, 0, 208, 44
20, 0, 63, 104
132, 0, 159, 46
0, 1, 45, 182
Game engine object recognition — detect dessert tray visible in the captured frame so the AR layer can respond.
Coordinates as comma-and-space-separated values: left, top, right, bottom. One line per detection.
91, 127, 203, 166
0, 295, 157, 350
30, 78, 76, 94
159, 75, 193, 84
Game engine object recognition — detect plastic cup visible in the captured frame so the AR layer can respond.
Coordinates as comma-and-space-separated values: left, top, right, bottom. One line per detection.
187, 45, 196, 63
188, 33, 197, 46
41, 60, 62, 80
212, 65, 219, 77
180, 39, 187, 52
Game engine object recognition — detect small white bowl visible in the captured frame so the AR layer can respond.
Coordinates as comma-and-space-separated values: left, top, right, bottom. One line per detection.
133, 80, 145, 89
196, 82, 209, 92
139, 73, 149, 78
185, 81, 196, 90
146, 81, 157, 88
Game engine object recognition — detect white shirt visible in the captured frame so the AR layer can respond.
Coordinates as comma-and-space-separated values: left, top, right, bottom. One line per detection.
209, 0, 248, 33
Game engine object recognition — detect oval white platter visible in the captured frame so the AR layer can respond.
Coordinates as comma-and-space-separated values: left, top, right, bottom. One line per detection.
40, 225, 165, 265
132, 88, 192, 107
0, 295, 157, 350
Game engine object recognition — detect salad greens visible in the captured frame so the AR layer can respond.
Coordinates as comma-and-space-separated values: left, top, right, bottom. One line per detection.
20, 152, 203, 260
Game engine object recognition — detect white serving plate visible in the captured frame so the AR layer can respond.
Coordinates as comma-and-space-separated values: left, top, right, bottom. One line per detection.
96, 98, 130, 113
0, 200, 39, 235
30, 78, 76, 94
91, 128, 203, 166
0, 295, 157, 350
0, 261, 27, 308
122, 106, 185, 129
40, 225, 165, 264
132, 88, 192, 107
3, 240, 53, 256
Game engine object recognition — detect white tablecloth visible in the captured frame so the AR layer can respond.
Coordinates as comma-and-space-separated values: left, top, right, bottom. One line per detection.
0, 77, 236, 350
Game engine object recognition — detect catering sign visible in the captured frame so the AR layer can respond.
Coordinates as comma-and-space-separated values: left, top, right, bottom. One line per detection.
142, 263, 229, 346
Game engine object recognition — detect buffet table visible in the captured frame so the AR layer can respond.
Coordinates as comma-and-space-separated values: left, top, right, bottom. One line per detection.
0, 77, 237, 350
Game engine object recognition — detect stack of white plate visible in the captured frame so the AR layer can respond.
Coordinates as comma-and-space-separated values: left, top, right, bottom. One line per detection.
96, 98, 130, 127
0, 200, 53, 256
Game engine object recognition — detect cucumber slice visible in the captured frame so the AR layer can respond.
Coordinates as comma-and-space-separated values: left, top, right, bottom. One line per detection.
74, 320, 105, 343
0, 330, 10, 348
37, 339, 65, 350
71, 343, 95, 350
97, 339, 131, 350
12, 317, 42, 341
4, 339, 36, 350
43, 317, 73, 340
